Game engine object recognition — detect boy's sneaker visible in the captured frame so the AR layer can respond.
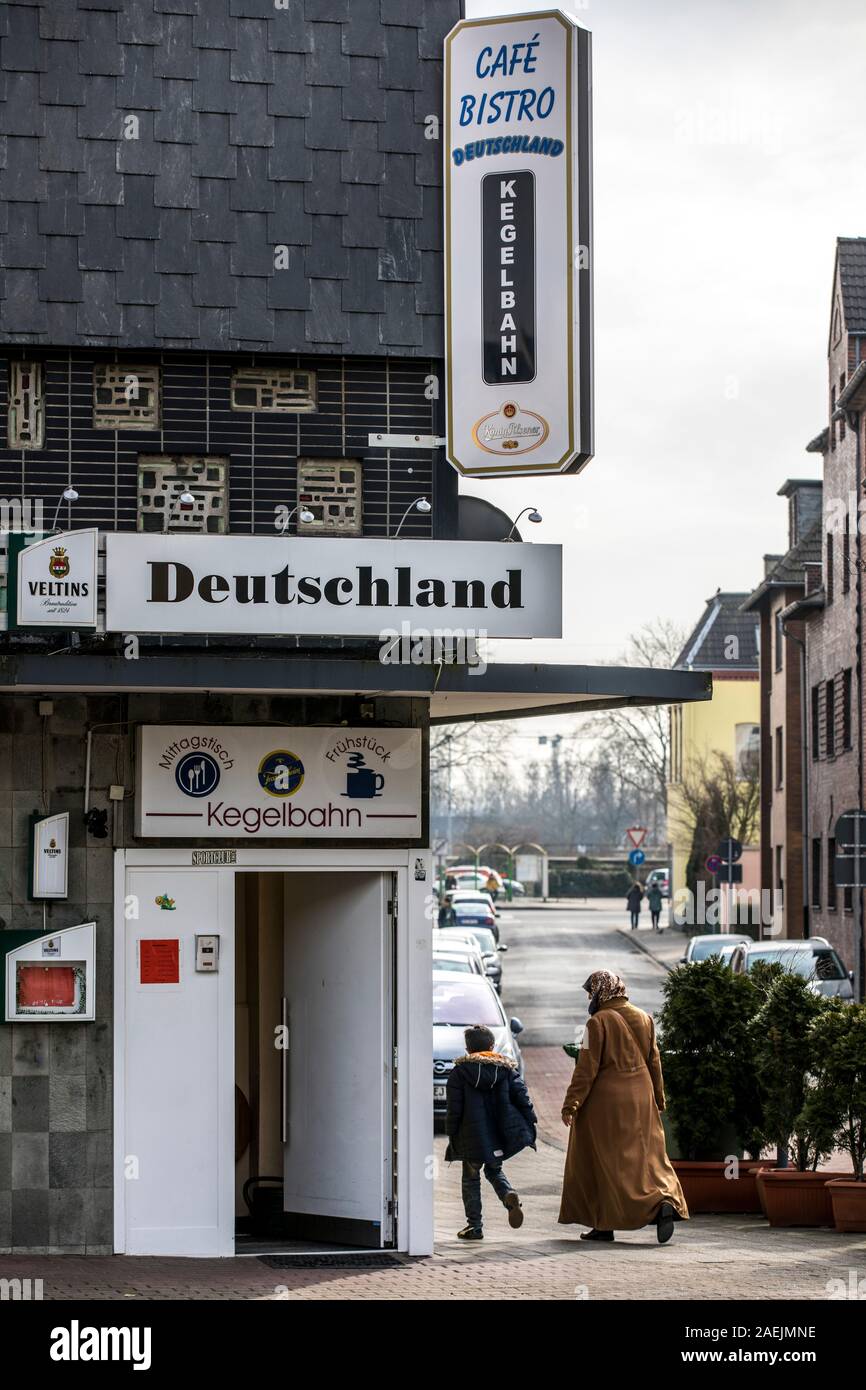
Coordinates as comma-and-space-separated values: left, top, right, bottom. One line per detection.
504, 1192, 524, 1228
457, 1225, 483, 1240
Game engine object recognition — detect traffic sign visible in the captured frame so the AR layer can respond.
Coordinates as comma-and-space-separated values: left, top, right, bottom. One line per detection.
626, 827, 648, 849
628, 849, 645, 867
717, 837, 742, 864
705, 854, 722, 875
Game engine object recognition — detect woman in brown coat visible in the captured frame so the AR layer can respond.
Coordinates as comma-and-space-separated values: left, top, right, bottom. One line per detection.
559, 970, 688, 1243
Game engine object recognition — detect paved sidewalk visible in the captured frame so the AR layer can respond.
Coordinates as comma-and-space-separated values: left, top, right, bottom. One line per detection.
2, 1132, 863, 1300
617, 923, 689, 973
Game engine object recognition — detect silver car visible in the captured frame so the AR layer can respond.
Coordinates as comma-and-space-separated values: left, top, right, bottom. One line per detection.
740, 937, 854, 999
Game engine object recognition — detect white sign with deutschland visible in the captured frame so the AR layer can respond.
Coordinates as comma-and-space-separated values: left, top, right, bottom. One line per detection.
444, 11, 593, 477
135, 726, 423, 840
105, 534, 562, 638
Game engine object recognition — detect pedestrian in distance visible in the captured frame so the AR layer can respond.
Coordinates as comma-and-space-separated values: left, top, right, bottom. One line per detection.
647, 881, 663, 932
559, 971, 688, 1245
626, 880, 643, 929
445, 1024, 538, 1241
485, 870, 500, 901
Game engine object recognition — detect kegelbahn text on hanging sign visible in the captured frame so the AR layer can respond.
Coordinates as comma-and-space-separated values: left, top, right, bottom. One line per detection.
444, 12, 593, 477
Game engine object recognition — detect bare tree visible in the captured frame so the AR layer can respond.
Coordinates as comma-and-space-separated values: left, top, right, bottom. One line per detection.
670, 750, 760, 894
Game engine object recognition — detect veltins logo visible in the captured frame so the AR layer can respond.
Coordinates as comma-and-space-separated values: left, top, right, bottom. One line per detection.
49, 546, 70, 579
472, 401, 549, 456
175, 751, 221, 798
258, 750, 305, 798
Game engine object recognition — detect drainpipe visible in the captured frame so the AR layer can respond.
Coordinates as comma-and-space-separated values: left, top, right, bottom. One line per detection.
781, 619, 809, 939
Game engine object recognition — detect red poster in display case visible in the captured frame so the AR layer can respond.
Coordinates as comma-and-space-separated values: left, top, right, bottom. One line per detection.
140, 938, 180, 984
17, 964, 76, 1008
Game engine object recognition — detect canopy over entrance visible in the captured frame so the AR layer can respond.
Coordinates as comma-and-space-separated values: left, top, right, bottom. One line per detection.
0, 652, 711, 723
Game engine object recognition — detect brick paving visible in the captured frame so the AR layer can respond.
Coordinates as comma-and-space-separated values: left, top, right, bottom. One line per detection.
2, 1126, 864, 1301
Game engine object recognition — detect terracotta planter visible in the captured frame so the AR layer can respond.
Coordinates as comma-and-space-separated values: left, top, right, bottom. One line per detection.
756, 1169, 846, 1227
827, 1179, 866, 1233
672, 1160, 766, 1214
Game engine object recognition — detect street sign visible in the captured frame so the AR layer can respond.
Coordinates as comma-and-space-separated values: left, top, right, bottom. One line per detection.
628, 849, 645, 867
626, 827, 648, 849
443, 12, 593, 477
717, 837, 742, 864
705, 854, 722, 875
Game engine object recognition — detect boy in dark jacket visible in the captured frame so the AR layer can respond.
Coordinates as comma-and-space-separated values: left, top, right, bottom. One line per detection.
445, 1025, 538, 1240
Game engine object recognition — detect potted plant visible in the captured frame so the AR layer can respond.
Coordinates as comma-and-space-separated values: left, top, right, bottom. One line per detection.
752, 971, 842, 1226
657, 956, 767, 1212
798, 1002, 866, 1232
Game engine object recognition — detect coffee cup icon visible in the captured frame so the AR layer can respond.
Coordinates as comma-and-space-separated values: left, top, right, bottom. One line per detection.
344, 753, 385, 798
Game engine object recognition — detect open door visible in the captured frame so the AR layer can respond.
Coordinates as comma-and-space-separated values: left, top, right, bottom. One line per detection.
281, 872, 395, 1247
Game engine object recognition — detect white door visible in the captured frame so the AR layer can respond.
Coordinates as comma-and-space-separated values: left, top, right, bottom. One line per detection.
121, 868, 234, 1255
282, 873, 394, 1247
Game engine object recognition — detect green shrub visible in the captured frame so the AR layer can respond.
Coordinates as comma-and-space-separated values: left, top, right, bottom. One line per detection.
797, 1002, 866, 1180
657, 956, 765, 1160
548, 868, 632, 897
752, 972, 831, 1170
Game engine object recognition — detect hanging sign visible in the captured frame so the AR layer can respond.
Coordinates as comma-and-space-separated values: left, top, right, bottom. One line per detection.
104, 534, 562, 638
29, 812, 70, 900
136, 726, 423, 840
444, 11, 593, 477
12, 530, 98, 629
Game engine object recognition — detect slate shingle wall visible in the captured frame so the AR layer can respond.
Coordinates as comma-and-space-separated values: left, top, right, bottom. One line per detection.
0, 0, 462, 355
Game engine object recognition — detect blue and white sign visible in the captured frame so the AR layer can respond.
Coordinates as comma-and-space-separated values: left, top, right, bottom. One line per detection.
628, 849, 645, 867
136, 726, 422, 840
444, 11, 593, 477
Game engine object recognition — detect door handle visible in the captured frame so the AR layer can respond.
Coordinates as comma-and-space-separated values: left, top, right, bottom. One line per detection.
281, 995, 289, 1146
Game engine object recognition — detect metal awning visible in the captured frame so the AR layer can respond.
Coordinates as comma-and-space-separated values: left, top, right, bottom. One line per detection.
0, 652, 712, 724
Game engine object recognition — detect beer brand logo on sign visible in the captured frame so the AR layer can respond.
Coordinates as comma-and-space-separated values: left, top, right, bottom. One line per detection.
472, 401, 549, 456
49, 547, 70, 579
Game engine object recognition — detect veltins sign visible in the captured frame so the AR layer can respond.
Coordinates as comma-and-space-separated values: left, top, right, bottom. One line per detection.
14, 530, 98, 628
105, 534, 562, 638
135, 726, 423, 840
444, 12, 593, 477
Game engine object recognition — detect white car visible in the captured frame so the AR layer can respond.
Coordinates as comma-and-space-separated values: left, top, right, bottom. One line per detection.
432, 950, 484, 976
739, 937, 854, 999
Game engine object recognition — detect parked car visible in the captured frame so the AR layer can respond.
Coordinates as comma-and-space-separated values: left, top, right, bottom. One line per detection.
438, 922, 506, 991
645, 867, 671, 899
499, 877, 526, 898
716, 940, 745, 968
439, 897, 500, 944
737, 937, 854, 999
447, 887, 500, 917
451, 866, 504, 895
680, 932, 752, 964
432, 970, 525, 1123
432, 949, 484, 976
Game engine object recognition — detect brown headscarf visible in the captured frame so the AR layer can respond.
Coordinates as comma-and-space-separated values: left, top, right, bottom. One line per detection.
583, 970, 628, 1016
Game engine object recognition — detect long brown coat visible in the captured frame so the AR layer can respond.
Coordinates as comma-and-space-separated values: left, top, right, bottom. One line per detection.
559, 997, 688, 1231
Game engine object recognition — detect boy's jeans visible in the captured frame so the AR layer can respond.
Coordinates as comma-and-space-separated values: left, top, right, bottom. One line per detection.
461, 1159, 514, 1229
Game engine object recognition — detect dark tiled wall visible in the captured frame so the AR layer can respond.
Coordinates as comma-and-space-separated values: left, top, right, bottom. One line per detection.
0, 0, 462, 354
0, 349, 441, 535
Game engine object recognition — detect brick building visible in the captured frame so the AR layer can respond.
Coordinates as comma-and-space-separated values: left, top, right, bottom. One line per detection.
742, 480, 822, 939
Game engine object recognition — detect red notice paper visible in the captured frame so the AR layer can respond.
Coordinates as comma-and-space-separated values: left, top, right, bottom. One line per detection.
140, 938, 180, 984
18, 964, 76, 1008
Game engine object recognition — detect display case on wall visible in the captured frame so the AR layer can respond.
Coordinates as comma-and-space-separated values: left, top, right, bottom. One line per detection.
2, 922, 96, 1022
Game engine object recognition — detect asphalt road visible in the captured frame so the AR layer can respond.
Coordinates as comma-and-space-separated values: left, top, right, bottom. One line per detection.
495, 898, 669, 1047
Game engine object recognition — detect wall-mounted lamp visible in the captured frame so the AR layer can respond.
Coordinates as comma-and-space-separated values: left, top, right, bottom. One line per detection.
278, 505, 316, 535
163, 489, 197, 532
502, 507, 542, 541
393, 496, 432, 537
51, 486, 79, 532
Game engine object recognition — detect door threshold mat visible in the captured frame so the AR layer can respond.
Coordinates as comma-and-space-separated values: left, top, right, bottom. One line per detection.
259, 1253, 406, 1269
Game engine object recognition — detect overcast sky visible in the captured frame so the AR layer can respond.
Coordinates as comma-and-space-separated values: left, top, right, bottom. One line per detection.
463, 0, 866, 666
